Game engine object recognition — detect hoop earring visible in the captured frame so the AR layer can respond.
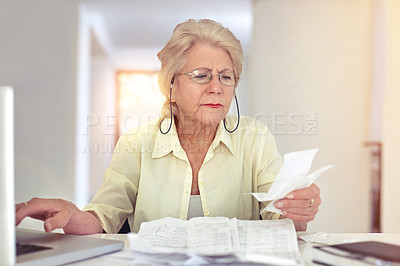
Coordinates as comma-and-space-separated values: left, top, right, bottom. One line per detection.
159, 85, 173, 134
223, 94, 240, 133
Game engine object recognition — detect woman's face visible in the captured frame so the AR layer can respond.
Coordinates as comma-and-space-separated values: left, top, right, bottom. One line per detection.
173, 44, 235, 128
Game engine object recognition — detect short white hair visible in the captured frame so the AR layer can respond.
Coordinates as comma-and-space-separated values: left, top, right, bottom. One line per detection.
157, 19, 243, 120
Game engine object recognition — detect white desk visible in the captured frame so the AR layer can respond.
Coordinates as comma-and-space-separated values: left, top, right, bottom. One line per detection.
72, 233, 400, 265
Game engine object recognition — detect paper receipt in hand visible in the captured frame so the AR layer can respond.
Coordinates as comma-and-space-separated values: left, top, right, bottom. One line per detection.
251, 148, 332, 215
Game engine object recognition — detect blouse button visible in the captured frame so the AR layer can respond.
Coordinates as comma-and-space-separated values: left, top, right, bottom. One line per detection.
204, 211, 210, 216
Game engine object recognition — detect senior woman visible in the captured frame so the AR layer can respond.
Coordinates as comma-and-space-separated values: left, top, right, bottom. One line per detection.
15, 19, 321, 234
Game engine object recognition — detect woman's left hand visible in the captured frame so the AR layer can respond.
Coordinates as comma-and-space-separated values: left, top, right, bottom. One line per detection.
274, 183, 321, 231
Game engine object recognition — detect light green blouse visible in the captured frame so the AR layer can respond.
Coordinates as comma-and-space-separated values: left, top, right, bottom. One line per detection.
83, 115, 282, 233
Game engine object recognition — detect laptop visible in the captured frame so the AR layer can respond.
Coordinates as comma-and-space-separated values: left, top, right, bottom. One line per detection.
0, 86, 124, 265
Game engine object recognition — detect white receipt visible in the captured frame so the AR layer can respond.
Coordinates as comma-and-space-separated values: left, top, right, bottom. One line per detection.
297, 231, 359, 245
237, 219, 299, 254
187, 217, 232, 254
251, 148, 332, 215
229, 218, 241, 252
135, 216, 188, 252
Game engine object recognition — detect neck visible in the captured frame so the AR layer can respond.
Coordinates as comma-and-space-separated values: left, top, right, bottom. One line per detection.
175, 116, 219, 147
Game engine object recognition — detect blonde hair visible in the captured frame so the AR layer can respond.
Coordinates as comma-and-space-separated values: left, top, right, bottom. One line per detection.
157, 19, 243, 119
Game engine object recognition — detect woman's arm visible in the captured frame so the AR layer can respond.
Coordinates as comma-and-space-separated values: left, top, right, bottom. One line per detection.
15, 198, 103, 235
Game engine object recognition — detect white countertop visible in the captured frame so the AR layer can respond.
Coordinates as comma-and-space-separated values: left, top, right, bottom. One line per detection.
69, 232, 400, 265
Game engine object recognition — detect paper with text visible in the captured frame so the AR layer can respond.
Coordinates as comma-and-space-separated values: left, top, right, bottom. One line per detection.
133, 217, 299, 256
251, 148, 332, 215
238, 219, 299, 255
135, 216, 188, 252
187, 217, 233, 254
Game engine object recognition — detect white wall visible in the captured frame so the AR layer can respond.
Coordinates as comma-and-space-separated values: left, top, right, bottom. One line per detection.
250, 0, 372, 232
0, 0, 117, 229
88, 33, 116, 199
381, 0, 400, 233
0, 0, 80, 203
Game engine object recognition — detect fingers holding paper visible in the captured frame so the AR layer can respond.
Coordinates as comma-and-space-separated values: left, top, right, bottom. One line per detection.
275, 183, 321, 230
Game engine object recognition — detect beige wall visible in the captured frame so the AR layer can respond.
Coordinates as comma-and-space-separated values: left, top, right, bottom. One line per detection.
250, 0, 373, 232
382, 0, 400, 233
88, 34, 116, 199
0, 0, 80, 203
0, 0, 118, 230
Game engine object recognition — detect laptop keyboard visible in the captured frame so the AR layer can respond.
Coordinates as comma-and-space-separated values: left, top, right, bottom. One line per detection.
17, 242, 53, 256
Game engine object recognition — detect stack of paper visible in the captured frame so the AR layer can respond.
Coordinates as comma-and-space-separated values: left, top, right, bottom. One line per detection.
124, 217, 303, 265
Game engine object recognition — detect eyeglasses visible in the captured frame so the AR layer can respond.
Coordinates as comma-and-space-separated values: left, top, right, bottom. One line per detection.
177, 68, 239, 86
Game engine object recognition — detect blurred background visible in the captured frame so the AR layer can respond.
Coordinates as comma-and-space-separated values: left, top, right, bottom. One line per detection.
1, 0, 399, 233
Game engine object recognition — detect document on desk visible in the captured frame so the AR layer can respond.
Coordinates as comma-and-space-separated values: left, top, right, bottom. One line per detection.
251, 148, 332, 215
238, 219, 299, 255
134, 217, 234, 254
127, 217, 302, 265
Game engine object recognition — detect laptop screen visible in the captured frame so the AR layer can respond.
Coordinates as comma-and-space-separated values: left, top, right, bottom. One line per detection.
0, 86, 16, 265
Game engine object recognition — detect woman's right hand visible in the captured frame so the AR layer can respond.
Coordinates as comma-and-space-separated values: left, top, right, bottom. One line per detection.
15, 198, 103, 235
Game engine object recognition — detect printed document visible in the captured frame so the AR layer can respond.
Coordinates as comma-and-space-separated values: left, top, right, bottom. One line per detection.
128, 217, 302, 265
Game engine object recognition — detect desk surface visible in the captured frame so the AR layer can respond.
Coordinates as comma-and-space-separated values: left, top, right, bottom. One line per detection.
72, 233, 400, 265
